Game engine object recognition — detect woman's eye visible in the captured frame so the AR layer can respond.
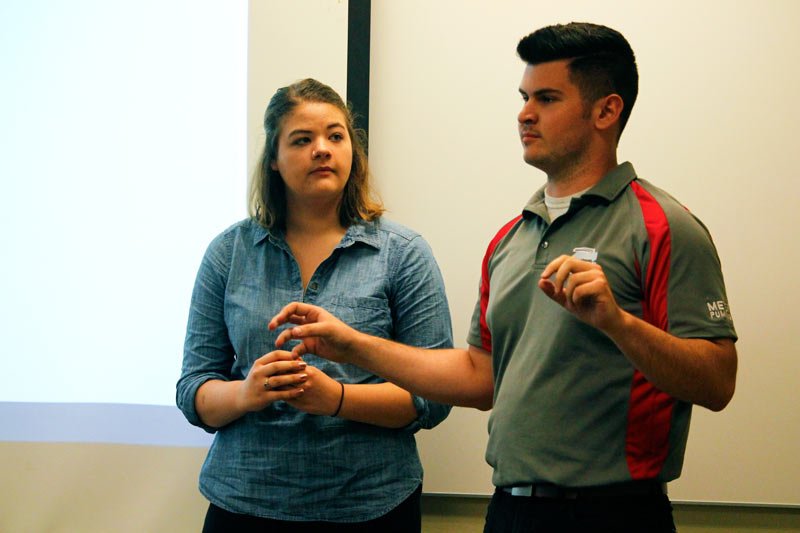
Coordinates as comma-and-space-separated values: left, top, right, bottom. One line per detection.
291, 137, 310, 146
330, 132, 345, 141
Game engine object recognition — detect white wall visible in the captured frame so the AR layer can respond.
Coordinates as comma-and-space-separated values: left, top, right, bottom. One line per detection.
0, 0, 247, 408
247, 0, 348, 172
369, 0, 800, 505
3, 2, 800, 531
0, 2, 350, 531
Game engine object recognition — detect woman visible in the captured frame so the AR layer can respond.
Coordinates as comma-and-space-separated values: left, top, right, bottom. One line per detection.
176, 79, 452, 532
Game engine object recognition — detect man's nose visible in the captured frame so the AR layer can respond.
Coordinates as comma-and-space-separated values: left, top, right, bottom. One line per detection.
518, 101, 538, 124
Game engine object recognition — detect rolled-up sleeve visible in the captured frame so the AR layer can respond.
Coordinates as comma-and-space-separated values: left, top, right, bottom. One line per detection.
176, 232, 234, 433
389, 234, 453, 431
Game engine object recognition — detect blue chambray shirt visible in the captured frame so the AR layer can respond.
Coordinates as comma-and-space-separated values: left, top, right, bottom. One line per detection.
176, 217, 453, 522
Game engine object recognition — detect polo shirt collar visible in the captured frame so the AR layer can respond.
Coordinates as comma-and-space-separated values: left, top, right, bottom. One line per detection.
581, 161, 638, 202
522, 161, 638, 220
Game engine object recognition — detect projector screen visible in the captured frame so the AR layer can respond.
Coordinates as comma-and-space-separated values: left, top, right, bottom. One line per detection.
1, 0, 248, 445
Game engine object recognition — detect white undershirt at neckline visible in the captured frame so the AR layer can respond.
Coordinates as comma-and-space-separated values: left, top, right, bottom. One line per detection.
544, 186, 592, 221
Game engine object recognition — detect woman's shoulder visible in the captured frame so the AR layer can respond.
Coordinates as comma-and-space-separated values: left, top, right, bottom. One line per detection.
367, 217, 439, 264
211, 217, 264, 241
371, 216, 423, 243
204, 217, 266, 254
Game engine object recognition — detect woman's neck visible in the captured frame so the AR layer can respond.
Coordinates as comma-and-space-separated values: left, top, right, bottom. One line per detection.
285, 200, 345, 238
284, 201, 348, 289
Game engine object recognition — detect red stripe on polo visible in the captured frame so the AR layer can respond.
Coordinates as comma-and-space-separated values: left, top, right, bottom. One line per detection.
626, 181, 676, 479
479, 215, 523, 352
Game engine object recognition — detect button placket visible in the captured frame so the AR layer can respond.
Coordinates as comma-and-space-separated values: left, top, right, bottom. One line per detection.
533, 239, 550, 271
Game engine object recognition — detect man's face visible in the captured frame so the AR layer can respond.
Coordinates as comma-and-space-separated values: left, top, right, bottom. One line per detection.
517, 60, 594, 176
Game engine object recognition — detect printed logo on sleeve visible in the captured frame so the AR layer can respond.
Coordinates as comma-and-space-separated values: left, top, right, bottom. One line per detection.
706, 299, 732, 321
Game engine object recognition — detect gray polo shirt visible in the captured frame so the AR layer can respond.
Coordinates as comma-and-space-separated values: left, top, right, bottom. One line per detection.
468, 162, 736, 488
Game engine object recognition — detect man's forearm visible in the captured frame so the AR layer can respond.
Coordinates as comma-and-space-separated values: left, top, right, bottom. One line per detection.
349, 333, 494, 410
604, 311, 737, 411
269, 302, 494, 409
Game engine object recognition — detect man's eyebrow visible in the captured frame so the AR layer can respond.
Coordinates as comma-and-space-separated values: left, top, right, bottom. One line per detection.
533, 88, 563, 97
519, 87, 563, 97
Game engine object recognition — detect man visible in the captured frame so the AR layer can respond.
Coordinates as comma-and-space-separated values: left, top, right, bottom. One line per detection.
270, 22, 737, 532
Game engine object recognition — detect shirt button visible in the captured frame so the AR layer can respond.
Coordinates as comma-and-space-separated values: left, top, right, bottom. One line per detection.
541, 241, 549, 249
309, 282, 319, 291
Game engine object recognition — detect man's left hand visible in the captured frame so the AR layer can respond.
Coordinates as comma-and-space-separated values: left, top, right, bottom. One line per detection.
538, 254, 625, 333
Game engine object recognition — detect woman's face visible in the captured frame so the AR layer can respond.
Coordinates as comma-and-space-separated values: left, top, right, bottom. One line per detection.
270, 101, 353, 209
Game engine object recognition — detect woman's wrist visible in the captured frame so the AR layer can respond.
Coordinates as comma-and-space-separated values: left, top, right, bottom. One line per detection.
331, 381, 345, 417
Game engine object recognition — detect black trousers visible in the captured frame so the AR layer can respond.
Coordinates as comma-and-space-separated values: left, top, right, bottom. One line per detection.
202, 484, 421, 533
483, 487, 676, 533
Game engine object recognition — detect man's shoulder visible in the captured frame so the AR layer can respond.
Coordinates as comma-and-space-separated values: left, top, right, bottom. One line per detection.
491, 214, 525, 241
628, 178, 683, 206
628, 179, 708, 225
482, 214, 526, 260
625, 178, 718, 251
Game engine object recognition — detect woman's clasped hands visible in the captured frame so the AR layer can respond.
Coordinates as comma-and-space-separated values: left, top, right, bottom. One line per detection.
240, 350, 344, 417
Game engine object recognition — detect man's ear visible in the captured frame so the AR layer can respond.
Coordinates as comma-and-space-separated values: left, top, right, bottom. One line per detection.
594, 94, 624, 133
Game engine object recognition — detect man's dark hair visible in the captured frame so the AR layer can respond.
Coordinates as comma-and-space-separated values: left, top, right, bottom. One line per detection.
517, 22, 639, 136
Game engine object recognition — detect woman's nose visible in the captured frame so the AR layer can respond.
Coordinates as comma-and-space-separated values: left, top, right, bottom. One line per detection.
311, 141, 331, 159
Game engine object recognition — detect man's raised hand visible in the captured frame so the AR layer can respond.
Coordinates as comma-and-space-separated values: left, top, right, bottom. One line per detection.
269, 302, 360, 363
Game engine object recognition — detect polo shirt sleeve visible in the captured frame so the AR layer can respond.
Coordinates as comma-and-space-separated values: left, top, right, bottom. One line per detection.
467, 284, 486, 350
663, 207, 737, 340
466, 215, 524, 351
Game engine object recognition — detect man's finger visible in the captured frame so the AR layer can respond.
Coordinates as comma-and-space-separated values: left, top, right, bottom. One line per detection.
292, 342, 309, 357
539, 279, 566, 305
274, 328, 295, 348
269, 302, 309, 330
539, 254, 570, 280
274, 323, 322, 348
286, 324, 315, 339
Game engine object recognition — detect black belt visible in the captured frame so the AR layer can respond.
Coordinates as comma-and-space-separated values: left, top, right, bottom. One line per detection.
499, 480, 667, 500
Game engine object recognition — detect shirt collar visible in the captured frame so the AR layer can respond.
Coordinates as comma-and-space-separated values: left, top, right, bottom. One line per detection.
252, 218, 382, 250
339, 219, 382, 249
522, 161, 638, 220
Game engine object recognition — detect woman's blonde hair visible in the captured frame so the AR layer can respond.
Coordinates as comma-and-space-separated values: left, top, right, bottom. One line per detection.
248, 78, 384, 228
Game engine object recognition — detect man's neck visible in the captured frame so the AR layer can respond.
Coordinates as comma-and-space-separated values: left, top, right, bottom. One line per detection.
545, 153, 618, 197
